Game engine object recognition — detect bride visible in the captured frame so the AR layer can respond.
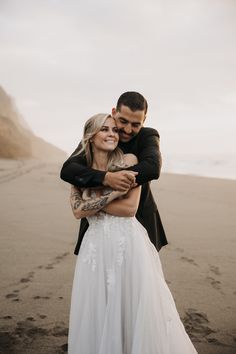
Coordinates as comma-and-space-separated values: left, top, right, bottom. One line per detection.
68, 113, 197, 354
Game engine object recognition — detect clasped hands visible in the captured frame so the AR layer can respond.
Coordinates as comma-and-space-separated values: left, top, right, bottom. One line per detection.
103, 170, 138, 193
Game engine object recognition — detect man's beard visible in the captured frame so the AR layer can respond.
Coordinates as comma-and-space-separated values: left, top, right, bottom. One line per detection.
118, 130, 136, 140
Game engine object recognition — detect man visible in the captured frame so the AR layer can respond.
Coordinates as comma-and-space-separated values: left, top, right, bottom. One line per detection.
60, 91, 167, 254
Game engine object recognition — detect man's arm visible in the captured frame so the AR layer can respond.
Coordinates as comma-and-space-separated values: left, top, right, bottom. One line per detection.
60, 154, 106, 188
60, 153, 137, 190
60, 128, 161, 189
125, 128, 162, 185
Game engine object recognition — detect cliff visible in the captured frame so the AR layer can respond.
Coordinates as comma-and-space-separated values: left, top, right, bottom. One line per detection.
0, 86, 67, 161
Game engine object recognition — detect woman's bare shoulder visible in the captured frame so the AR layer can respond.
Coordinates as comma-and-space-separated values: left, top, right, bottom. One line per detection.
123, 153, 138, 167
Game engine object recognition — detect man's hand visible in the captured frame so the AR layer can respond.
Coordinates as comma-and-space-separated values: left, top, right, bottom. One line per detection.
103, 170, 138, 191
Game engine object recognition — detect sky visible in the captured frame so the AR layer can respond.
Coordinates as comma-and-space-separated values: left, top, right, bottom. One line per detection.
0, 0, 236, 158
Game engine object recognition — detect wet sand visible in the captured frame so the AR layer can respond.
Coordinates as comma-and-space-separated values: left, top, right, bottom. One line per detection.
0, 159, 235, 353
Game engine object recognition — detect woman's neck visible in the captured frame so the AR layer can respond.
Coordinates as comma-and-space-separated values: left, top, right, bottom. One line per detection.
92, 151, 109, 171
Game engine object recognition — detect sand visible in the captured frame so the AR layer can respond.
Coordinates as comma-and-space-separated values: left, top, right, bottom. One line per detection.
0, 158, 235, 354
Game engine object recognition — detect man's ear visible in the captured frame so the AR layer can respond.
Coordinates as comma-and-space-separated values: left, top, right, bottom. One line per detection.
111, 107, 116, 116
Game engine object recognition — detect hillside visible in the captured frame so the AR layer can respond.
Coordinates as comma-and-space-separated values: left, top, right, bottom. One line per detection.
0, 86, 67, 161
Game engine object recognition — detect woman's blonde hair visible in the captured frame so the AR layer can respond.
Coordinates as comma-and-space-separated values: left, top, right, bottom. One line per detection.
73, 113, 125, 171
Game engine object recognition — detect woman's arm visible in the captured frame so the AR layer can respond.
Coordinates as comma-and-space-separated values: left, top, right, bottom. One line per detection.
70, 185, 125, 220
103, 154, 141, 217
102, 186, 141, 217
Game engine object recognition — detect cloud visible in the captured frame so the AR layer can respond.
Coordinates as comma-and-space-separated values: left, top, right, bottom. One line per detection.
220, 92, 236, 105
0, 0, 235, 155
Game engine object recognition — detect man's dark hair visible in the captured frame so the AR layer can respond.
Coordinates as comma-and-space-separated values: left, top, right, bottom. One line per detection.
116, 91, 148, 114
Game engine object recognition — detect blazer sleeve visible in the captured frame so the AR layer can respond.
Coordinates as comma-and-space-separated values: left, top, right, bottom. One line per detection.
126, 128, 162, 185
60, 152, 106, 188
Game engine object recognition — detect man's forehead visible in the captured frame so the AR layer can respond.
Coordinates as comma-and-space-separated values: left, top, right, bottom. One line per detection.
116, 106, 145, 123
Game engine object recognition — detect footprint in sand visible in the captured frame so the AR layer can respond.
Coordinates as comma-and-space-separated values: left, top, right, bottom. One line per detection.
5, 293, 20, 302
182, 308, 216, 342
209, 264, 221, 276
206, 276, 222, 291
26, 317, 36, 322
5, 253, 70, 305
38, 252, 70, 271
0, 318, 50, 353
183, 310, 231, 347
50, 324, 68, 337
180, 256, 198, 266
54, 252, 70, 263
37, 314, 47, 319
5, 293, 18, 299
45, 264, 54, 270
16, 319, 49, 338
20, 271, 35, 283
2, 315, 13, 320
33, 295, 50, 300
0, 317, 68, 353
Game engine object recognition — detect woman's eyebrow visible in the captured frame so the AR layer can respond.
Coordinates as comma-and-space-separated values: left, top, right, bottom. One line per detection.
101, 125, 116, 128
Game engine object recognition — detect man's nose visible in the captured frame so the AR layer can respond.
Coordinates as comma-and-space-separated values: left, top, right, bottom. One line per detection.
124, 124, 132, 134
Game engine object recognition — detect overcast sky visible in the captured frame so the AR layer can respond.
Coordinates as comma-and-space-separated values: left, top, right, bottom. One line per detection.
0, 0, 235, 156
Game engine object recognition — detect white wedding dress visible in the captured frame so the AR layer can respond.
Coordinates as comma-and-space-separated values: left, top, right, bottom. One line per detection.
68, 212, 197, 354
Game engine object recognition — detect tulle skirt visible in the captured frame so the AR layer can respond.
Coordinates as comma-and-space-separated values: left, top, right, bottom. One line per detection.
68, 213, 197, 354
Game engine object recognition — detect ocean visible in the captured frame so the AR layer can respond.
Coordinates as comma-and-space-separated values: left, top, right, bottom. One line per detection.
162, 154, 236, 180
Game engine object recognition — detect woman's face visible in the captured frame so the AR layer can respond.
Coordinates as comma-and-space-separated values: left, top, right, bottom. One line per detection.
92, 117, 119, 152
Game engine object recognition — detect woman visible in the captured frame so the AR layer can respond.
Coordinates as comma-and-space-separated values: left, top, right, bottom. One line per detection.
68, 113, 197, 354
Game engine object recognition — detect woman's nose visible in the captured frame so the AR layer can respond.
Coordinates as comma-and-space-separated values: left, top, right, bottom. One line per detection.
108, 129, 115, 136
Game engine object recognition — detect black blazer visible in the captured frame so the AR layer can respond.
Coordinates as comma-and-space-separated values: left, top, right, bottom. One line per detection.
60, 127, 168, 254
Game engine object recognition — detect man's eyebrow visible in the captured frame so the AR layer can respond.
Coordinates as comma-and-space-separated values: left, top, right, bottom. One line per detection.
119, 117, 141, 125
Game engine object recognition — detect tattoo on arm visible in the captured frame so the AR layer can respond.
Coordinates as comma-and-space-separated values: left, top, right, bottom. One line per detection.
102, 188, 113, 196
81, 196, 109, 211
71, 191, 83, 210
71, 188, 112, 212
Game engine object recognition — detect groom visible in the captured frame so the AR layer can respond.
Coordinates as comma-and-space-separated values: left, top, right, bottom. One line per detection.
60, 91, 167, 254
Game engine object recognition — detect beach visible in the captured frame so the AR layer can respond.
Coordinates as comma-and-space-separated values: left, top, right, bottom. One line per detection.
0, 159, 235, 354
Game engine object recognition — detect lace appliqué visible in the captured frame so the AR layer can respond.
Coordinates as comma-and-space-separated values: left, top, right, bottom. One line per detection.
106, 268, 115, 292
117, 236, 126, 266
82, 241, 97, 271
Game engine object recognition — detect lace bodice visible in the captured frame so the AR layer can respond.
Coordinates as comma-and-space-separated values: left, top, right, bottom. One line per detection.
81, 212, 135, 284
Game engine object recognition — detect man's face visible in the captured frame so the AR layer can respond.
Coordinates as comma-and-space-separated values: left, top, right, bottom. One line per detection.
112, 105, 146, 143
